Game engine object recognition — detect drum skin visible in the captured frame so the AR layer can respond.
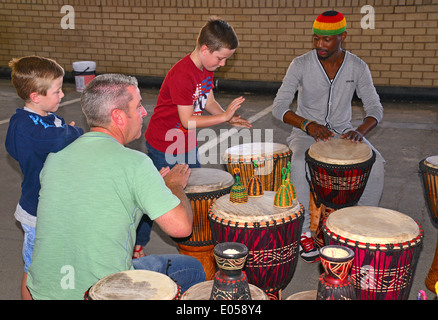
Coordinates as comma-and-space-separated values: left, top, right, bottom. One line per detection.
85, 270, 181, 300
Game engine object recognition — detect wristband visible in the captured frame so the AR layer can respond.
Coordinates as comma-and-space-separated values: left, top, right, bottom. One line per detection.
301, 119, 315, 134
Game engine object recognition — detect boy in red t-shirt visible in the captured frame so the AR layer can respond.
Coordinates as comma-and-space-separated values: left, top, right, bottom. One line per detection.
145, 17, 251, 170
135, 17, 251, 258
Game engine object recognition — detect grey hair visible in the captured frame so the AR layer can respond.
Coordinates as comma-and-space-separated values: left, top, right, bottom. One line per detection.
81, 73, 138, 128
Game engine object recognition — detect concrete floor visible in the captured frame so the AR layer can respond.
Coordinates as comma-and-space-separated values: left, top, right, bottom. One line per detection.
1, 78, 437, 300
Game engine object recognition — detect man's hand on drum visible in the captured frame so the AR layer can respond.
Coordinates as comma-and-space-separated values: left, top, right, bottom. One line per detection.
341, 130, 364, 143
164, 164, 191, 190
307, 122, 334, 141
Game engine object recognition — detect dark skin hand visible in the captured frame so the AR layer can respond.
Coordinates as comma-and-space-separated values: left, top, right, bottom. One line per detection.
283, 111, 377, 143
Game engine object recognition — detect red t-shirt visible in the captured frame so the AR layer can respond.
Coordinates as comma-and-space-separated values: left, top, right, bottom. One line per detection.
145, 54, 215, 154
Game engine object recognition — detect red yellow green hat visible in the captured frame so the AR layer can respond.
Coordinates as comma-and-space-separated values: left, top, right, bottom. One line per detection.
313, 11, 347, 36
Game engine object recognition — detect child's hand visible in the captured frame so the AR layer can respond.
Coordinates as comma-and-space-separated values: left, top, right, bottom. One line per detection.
224, 96, 245, 121
228, 115, 252, 128
69, 121, 75, 126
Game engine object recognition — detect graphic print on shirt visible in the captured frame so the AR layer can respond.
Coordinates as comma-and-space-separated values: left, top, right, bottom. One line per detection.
175, 76, 213, 132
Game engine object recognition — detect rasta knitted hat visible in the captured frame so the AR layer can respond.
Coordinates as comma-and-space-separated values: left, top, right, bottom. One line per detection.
313, 11, 347, 36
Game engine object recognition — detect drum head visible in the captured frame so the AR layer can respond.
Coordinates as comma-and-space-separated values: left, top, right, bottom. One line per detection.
308, 138, 372, 165
425, 156, 438, 169
185, 168, 234, 193
211, 191, 301, 225
181, 280, 269, 300
222, 142, 290, 162
285, 290, 317, 300
325, 206, 420, 245
88, 270, 178, 300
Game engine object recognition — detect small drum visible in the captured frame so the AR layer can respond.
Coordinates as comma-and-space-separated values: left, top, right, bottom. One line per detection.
285, 290, 317, 300
222, 142, 292, 191
323, 206, 424, 300
208, 191, 304, 299
419, 156, 438, 227
181, 280, 269, 300
178, 168, 234, 280
84, 270, 181, 300
419, 156, 438, 293
305, 138, 376, 209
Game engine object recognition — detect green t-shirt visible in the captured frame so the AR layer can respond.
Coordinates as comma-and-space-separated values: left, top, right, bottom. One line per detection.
27, 132, 180, 300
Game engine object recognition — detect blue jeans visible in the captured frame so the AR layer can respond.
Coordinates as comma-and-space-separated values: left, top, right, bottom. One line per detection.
136, 141, 201, 246
21, 223, 36, 273
145, 140, 201, 171
132, 254, 206, 292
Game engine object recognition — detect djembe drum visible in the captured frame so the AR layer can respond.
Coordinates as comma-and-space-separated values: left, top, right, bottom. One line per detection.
84, 270, 181, 300
305, 138, 376, 247
208, 191, 304, 299
222, 142, 291, 192
181, 281, 268, 300
178, 168, 234, 280
323, 206, 424, 300
419, 156, 438, 292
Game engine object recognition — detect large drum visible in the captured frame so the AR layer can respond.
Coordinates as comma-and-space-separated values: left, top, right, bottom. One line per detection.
181, 280, 268, 300
208, 191, 304, 299
222, 142, 291, 191
84, 270, 181, 300
419, 156, 438, 292
178, 168, 234, 280
323, 206, 424, 300
305, 138, 376, 209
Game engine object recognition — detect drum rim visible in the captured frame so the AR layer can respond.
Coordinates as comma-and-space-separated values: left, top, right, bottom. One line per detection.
305, 149, 376, 169
307, 138, 373, 165
87, 270, 179, 300
322, 220, 424, 251
420, 157, 438, 173
222, 142, 291, 162
208, 202, 304, 228
184, 168, 235, 193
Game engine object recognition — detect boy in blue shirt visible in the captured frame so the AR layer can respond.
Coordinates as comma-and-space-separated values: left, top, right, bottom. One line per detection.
5, 56, 83, 299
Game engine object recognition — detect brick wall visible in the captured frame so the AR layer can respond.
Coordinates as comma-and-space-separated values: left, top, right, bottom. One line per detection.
1, 0, 437, 89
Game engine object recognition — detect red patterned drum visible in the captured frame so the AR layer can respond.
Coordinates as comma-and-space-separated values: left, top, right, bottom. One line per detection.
305, 138, 375, 209
323, 206, 423, 300
208, 191, 304, 299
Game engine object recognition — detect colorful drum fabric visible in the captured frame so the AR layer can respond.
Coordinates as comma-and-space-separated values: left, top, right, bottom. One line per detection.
305, 138, 375, 209
179, 168, 234, 280
222, 142, 292, 192
419, 156, 438, 228
85, 270, 181, 300
323, 206, 424, 300
419, 156, 438, 293
182, 168, 234, 246
208, 191, 304, 299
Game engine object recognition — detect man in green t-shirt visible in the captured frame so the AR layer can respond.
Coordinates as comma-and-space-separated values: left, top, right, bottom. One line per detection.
27, 74, 206, 300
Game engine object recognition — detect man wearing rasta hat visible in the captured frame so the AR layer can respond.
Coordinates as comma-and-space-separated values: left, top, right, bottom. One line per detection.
272, 11, 385, 263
